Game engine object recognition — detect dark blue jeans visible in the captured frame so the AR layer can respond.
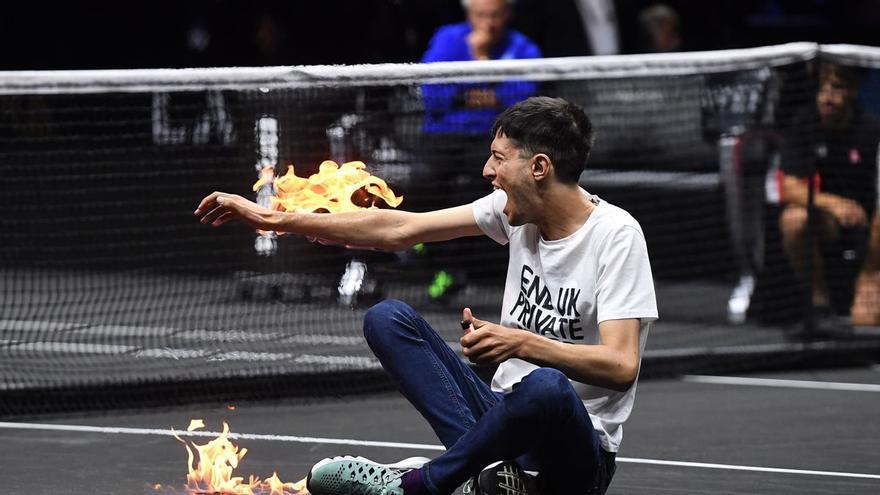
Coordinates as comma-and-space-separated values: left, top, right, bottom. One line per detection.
363, 300, 615, 495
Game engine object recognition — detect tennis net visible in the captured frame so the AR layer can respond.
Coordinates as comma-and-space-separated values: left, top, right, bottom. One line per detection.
3, 43, 880, 415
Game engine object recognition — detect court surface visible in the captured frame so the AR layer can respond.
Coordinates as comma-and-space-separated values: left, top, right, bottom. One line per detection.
1, 366, 878, 494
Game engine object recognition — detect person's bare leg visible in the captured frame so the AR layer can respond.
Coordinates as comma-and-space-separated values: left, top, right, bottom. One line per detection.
779, 205, 831, 307
852, 214, 880, 325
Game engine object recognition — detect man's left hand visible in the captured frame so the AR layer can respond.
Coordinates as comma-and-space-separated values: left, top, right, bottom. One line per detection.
460, 308, 526, 365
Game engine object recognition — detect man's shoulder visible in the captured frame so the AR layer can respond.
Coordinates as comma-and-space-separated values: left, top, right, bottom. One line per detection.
589, 201, 646, 241
593, 200, 641, 228
506, 29, 542, 57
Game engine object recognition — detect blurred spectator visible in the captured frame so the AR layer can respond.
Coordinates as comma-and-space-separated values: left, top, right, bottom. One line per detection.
421, 0, 541, 134
514, 0, 639, 57
777, 63, 880, 325
635, 3, 681, 53
252, 12, 286, 66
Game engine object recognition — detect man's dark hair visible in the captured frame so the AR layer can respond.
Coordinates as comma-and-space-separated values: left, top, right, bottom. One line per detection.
491, 96, 594, 184
818, 62, 860, 90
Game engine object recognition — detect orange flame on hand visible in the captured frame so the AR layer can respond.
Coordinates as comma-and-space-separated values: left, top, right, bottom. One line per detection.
253, 160, 402, 214
159, 420, 309, 495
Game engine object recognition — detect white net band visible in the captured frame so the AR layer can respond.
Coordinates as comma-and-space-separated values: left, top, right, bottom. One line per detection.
819, 44, 880, 69
0, 42, 840, 95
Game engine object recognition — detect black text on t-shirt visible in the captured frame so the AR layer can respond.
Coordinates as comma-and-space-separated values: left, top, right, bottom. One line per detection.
510, 264, 583, 341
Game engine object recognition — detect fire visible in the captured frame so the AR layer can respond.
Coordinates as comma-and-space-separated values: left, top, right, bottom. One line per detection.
156, 419, 309, 495
253, 160, 403, 214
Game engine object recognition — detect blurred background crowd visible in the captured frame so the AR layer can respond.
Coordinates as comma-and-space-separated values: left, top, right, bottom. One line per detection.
2, 0, 878, 70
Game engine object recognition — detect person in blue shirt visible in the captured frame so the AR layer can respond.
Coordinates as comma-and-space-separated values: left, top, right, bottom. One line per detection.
421, 0, 542, 134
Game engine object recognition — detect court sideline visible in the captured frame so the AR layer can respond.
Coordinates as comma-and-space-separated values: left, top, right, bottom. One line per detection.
1, 366, 878, 494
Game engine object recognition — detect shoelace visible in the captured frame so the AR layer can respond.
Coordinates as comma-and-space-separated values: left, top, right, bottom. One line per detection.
342, 463, 405, 494
495, 464, 530, 495
462, 477, 476, 494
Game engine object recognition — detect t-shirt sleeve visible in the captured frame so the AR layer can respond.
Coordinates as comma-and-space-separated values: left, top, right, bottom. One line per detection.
595, 225, 658, 324
472, 190, 510, 245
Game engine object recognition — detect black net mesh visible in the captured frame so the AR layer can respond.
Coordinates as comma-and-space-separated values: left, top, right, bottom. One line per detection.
2, 44, 880, 415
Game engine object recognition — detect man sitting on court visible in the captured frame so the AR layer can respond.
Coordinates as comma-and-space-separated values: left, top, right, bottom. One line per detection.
195, 97, 658, 495
778, 63, 880, 326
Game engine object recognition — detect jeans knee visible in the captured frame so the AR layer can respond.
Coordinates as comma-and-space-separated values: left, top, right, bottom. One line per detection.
519, 368, 579, 406
363, 299, 412, 345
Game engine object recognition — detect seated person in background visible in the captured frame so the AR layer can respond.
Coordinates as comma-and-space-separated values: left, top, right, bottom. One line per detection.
635, 3, 682, 53
421, 0, 542, 138
778, 63, 880, 325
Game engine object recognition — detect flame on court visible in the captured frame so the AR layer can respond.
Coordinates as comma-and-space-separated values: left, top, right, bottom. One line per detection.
154, 419, 309, 494
253, 160, 403, 214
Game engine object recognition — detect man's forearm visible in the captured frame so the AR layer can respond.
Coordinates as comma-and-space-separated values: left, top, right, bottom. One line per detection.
198, 193, 481, 250
517, 332, 639, 392
271, 208, 415, 251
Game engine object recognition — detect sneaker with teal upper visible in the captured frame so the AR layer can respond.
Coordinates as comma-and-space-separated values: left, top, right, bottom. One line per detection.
306, 455, 429, 495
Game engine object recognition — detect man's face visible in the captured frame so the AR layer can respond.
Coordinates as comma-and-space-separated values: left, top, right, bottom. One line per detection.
483, 132, 535, 226
816, 73, 855, 125
467, 0, 510, 46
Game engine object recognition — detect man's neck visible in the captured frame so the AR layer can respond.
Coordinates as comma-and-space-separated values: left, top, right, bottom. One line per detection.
536, 183, 595, 241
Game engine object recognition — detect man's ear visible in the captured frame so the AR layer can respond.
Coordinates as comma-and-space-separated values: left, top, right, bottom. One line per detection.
531, 153, 552, 182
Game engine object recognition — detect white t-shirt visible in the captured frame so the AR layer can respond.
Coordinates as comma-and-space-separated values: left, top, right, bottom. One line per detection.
472, 189, 658, 453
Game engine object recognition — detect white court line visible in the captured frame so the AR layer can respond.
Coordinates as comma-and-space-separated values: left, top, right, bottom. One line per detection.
1, 421, 878, 480
1, 318, 364, 346
683, 375, 880, 392
614, 457, 880, 480
0, 421, 444, 451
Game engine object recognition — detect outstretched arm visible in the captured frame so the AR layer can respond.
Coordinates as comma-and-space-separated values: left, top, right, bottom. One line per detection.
194, 192, 484, 251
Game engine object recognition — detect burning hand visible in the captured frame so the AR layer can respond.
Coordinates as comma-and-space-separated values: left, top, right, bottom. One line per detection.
195, 192, 278, 231
460, 307, 525, 365
196, 161, 402, 251
264, 161, 402, 214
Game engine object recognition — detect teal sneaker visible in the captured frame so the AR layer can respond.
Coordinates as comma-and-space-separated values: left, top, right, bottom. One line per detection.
306, 455, 429, 495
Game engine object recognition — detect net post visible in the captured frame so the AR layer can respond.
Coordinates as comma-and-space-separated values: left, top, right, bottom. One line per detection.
803, 171, 817, 338
720, 131, 753, 324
